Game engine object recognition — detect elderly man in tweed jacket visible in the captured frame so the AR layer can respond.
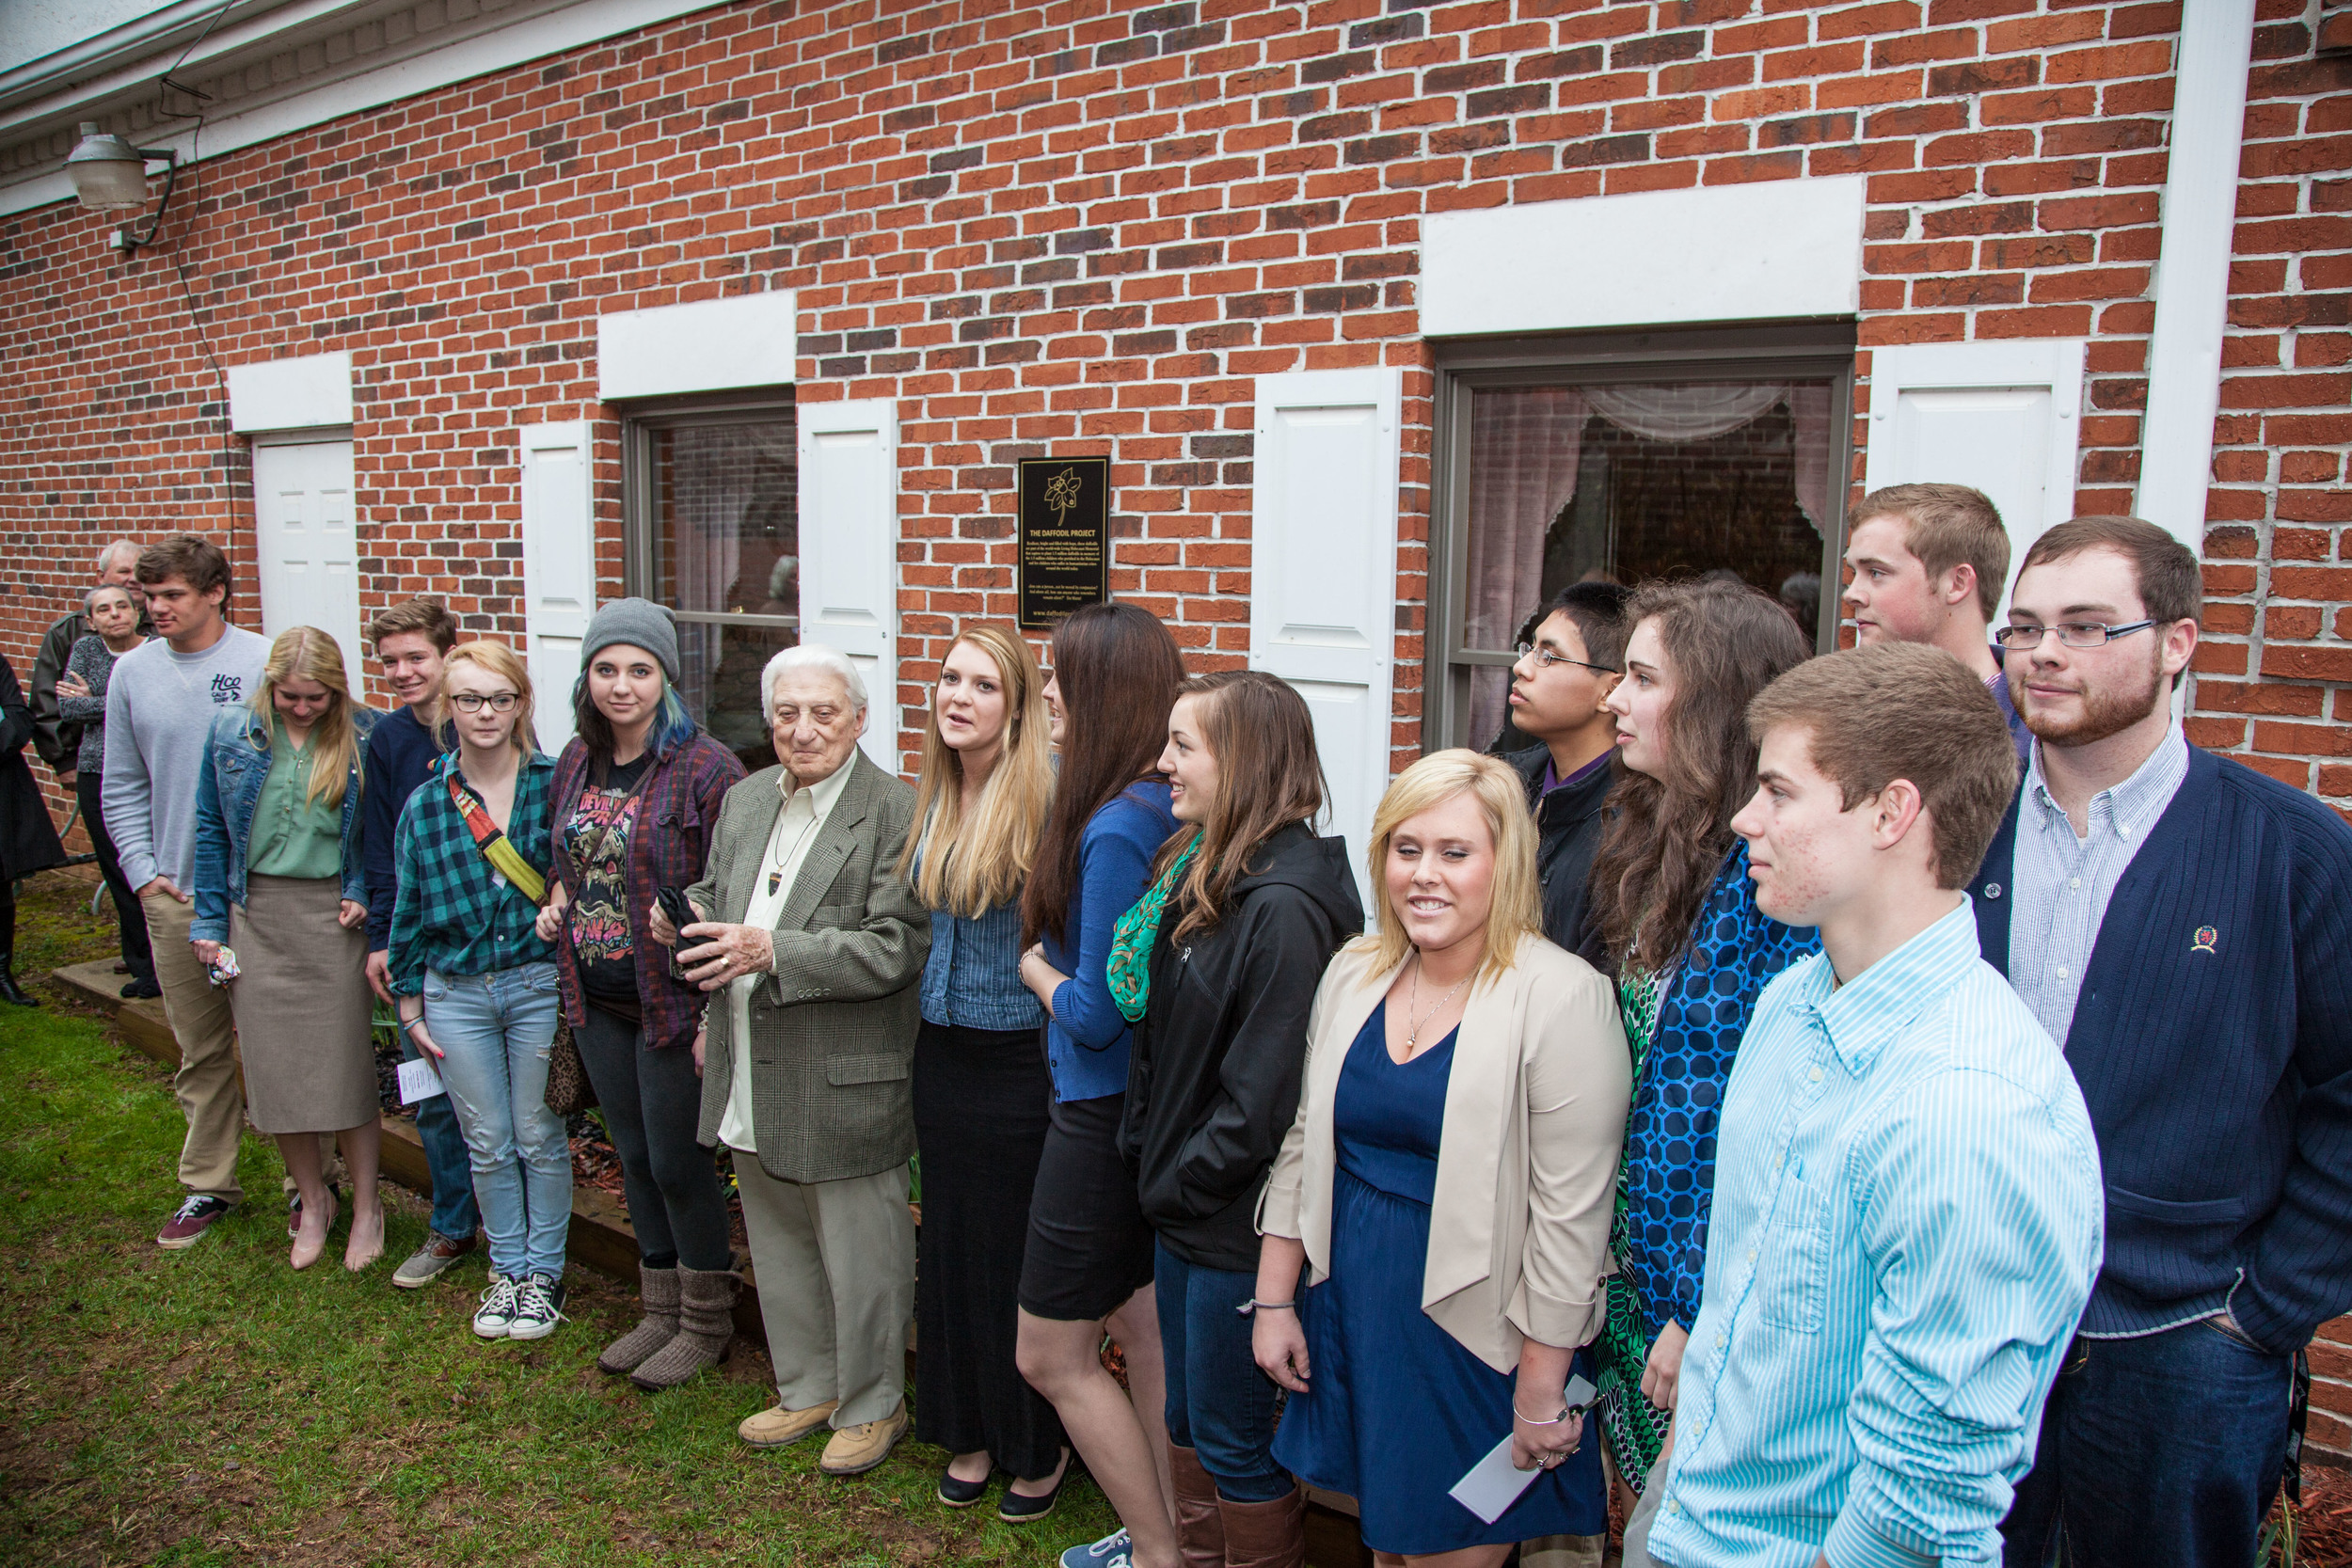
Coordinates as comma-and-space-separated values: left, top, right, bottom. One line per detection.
672, 643, 929, 1479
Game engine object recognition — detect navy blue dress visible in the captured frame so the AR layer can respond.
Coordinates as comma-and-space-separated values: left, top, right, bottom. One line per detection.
1272, 1003, 1606, 1553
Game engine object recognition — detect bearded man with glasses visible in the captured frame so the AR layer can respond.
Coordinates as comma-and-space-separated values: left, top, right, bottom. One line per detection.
1964, 516, 2352, 1568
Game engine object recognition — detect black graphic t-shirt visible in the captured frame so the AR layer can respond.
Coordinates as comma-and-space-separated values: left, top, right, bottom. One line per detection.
564, 752, 653, 1004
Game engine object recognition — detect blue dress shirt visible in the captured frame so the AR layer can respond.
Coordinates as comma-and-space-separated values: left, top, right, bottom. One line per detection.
1648, 901, 2104, 1568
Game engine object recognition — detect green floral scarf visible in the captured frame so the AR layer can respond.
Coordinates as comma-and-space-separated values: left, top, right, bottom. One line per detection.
1107, 839, 1200, 1023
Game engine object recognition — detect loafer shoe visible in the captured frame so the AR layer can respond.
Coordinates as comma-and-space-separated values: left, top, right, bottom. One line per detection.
738, 1399, 839, 1449
819, 1406, 909, 1476
392, 1230, 478, 1290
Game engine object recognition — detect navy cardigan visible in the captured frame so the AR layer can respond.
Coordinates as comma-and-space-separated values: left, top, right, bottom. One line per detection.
1967, 746, 2352, 1353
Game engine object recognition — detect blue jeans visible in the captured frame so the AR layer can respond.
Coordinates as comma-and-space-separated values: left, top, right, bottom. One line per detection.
422, 965, 570, 1280
1156, 1239, 1292, 1503
401, 1021, 481, 1243
2002, 1317, 2295, 1568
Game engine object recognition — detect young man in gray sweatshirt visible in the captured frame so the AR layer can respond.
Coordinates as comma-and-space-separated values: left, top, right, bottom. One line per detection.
102, 535, 269, 1249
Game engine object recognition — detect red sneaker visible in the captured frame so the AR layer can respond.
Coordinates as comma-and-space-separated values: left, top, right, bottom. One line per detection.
157, 1195, 235, 1249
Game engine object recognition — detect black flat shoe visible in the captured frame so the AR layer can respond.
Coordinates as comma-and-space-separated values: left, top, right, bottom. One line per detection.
937, 1467, 991, 1508
998, 1465, 1068, 1523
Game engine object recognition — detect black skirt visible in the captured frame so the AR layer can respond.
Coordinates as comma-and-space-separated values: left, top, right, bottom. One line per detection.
913, 1020, 1067, 1479
1019, 1088, 1157, 1323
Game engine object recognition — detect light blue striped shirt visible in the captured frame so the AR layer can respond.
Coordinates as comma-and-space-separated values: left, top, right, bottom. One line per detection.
1648, 901, 2104, 1568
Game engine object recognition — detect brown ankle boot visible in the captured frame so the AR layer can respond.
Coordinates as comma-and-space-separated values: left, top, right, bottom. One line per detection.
1215, 1483, 1304, 1568
596, 1264, 680, 1374
628, 1265, 738, 1390
1168, 1444, 1227, 1568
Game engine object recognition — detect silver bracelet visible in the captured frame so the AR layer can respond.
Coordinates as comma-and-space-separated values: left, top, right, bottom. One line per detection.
1236, 1298, 1297, 1316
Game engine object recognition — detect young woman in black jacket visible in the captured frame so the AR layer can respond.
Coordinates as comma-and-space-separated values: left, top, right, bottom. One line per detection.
1113, 671, 1362, 1568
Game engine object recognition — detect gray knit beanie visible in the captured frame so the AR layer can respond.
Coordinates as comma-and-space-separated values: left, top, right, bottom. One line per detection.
581, 597, 681, 684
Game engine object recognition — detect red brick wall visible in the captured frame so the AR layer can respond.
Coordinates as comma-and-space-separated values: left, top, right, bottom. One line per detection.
5, 0, 2351, 1461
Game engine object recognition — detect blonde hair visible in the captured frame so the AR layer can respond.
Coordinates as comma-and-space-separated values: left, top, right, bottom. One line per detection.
252, 626, 359, 812
1351, 749, 1543, 986
899, 625, 1056, 917
442, 640, 539, 757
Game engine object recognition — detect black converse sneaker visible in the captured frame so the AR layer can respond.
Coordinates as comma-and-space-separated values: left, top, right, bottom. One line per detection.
473, 1274, 522, 1339
505, 1273, 568, 1341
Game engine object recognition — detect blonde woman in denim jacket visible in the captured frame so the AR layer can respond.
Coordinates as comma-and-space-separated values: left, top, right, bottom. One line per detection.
191, 626, 384, 1272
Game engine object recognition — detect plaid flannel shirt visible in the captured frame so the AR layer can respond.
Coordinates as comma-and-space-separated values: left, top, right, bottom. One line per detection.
548, 730, 746, 1049
386, 751, 560, 996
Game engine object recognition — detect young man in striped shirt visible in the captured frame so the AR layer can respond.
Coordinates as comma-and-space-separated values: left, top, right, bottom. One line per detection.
1629, 642, 2103, 1568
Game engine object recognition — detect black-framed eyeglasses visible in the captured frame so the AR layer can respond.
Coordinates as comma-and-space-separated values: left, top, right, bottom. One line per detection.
1993, 620, 2158, 650
1515, 641, 1618, 675
450, 691, 522, 713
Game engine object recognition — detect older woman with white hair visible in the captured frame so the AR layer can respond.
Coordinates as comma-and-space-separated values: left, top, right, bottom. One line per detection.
649, 641, 931, 1479
1253, 750, 1629, 1564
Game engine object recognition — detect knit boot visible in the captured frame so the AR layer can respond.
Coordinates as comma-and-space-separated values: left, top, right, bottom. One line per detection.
1215, 1483, 1305, 1568
628, 1265, 738, 1390
1168, 1445, 1227, 1568
596, 1264, 681, 1375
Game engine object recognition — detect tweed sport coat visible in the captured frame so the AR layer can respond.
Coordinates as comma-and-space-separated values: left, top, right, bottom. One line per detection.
690, 750, 930, 1185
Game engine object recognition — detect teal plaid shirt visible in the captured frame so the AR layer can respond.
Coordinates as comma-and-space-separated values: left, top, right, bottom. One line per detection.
387, 751, 559, 996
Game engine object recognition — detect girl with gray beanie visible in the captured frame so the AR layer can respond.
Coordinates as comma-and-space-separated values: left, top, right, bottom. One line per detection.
536, 599, 747, 1386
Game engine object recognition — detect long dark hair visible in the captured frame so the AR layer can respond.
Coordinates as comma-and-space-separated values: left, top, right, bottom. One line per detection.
1020, 603, 1186, 946
1155, 670, 1327, 947
1585, 578, 1811, 971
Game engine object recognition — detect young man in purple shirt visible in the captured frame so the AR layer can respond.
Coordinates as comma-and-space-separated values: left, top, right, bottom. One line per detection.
1500, 580, 1631, 955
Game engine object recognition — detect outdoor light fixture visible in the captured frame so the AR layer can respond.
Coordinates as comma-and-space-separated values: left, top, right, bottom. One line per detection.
65, 121, 181, 257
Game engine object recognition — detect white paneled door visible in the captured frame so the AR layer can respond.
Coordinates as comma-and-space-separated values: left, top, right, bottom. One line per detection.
1249, 368, 1403, 913
519, 421, 596, 754
249, 437, 364, 685
1863, 341, 2087, 620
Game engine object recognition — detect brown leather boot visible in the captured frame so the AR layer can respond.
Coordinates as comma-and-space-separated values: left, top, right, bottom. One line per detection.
596, 1264, 680, 1375
628, 1265, 738, 1390
1216, 1482, 1305, 1568
1168, 1444, 1227, 1568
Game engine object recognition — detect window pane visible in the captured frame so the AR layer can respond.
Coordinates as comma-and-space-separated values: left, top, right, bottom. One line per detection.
645, 414, 799, 771
681, 619, 797, 776
1460, 379, 1836, 748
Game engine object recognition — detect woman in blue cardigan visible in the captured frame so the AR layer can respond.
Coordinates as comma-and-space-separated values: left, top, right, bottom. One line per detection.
1016, 602, 1186, 1568
1581, 579, 1816, 1507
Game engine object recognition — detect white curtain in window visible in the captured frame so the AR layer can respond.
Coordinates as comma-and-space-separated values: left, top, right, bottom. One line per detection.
1788, 383, 1834, 537
1583, 382, 1788, 443
1465, 387, 1588, 651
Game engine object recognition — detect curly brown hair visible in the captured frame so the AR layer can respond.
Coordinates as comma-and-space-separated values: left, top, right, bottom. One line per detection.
1585, 578, 1812, 971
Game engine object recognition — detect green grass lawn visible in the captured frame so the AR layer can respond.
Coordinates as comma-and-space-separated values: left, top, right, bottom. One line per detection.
0, 871, 1117, 1566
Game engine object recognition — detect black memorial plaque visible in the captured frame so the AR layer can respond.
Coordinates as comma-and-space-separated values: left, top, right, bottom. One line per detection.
1016, 456, 1111, 630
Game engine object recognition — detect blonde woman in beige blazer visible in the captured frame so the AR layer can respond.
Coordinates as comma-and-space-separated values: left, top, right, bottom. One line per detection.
1253, 750, 1629, 1567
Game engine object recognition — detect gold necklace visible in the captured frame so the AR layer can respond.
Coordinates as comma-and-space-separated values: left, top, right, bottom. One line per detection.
1405, 951, 1471, 1055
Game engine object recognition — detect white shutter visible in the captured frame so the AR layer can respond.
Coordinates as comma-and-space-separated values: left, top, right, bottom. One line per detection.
797, 398, 900, 772
1249, 368, 1403, 911
1863, 341, 2086, 618
250, 436, 364, 685
518, 421, 595, 755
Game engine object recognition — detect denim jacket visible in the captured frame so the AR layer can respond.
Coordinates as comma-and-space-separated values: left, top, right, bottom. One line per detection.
192, 704, 382, 942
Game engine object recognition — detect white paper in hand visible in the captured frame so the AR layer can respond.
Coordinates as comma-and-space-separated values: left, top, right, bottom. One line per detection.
397, 1055, 447, 1105
1449, 1434, 1541, 1525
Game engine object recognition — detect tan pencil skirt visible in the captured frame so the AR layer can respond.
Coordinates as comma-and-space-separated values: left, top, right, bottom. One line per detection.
230, 873, 377, 1135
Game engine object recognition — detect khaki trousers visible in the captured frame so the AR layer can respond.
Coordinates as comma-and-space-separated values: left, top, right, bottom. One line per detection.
732, 1151, 914, 1429
143, 891, 245, 1203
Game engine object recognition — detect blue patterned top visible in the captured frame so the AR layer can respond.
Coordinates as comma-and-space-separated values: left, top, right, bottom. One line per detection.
920, 892, 1048, 1033
1616, 841, 1820, 1343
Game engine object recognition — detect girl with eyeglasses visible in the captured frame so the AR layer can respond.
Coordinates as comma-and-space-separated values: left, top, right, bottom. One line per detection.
389, 641, 569, 1341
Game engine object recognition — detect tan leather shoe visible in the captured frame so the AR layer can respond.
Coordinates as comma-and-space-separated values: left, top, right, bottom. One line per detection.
737, 1399, 839, 1449
818, 1405, 909, 1476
